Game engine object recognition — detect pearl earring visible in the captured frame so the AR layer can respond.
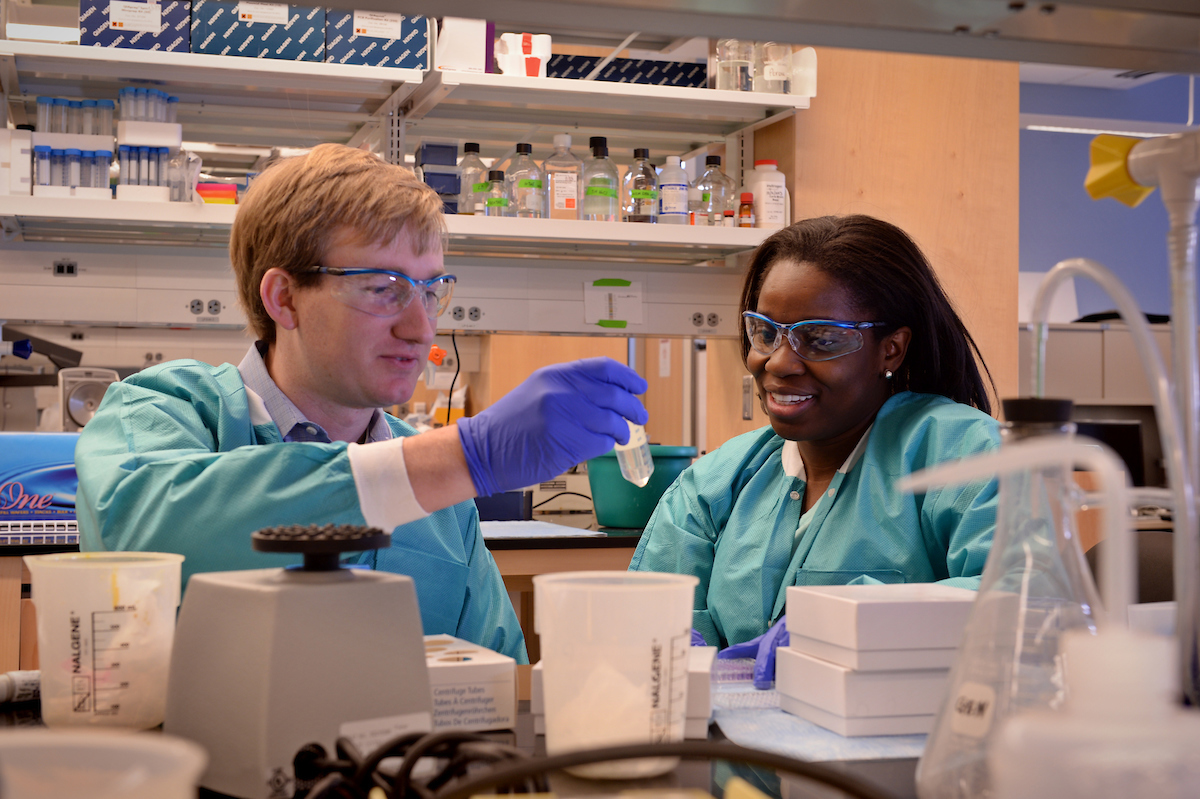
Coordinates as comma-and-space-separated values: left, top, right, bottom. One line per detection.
885, 370, 894, 380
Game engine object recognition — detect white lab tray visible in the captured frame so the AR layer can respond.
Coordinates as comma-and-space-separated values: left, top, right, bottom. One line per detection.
786, 583, 975, 651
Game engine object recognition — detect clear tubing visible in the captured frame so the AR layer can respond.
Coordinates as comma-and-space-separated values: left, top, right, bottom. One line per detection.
97, 100, 113, 135
614, 421, 655, 488
147, 148, 159, 187
1030, 257, 1197, 698
135, 88, 148, 122
159, 149, 169, 186
51, 99, 67, 134
899, 438, 1133, 627
67, 101, 81, 135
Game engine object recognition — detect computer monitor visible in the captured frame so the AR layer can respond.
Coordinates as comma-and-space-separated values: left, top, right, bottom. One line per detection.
1074, 419, 1146, 487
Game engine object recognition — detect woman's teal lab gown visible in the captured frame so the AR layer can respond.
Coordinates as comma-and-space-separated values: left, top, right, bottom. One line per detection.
630, 391, 1000, 649
74, 360, 527, 662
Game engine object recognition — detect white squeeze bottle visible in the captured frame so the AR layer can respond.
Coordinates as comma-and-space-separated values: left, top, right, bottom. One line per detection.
657, 155, 689, 225
615, 420, 654, 487
543, 133, 583, 220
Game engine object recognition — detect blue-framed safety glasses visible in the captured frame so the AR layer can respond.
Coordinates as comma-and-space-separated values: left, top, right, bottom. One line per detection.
310, 267, 457, 317
742, 311, 890, 361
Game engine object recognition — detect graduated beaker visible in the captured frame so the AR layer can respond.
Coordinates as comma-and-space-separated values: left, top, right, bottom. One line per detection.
24, 552, 184, 729
534, 571, 696, 779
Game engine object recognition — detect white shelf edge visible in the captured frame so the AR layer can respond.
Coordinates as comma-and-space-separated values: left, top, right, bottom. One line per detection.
0, 195, 237, 225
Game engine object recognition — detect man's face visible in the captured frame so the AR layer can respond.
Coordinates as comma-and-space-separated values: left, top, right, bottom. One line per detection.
290, 228, 444, 411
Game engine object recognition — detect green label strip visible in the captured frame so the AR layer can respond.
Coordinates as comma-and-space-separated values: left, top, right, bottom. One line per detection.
472, 182, 490, 193
485, 197, 509, 207
631, 189, 657, 200
597, 320, 628, 329
586, 186, 617, 197
517, 179, 543, 189
593, 278, 633, 287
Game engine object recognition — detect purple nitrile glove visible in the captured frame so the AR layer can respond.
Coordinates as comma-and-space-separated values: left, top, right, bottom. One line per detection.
457, 357, 649, 498
691, 628, 707, 646
717, 616, 789, 690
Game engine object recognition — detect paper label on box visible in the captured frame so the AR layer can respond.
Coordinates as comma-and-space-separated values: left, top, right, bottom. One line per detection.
237, 1, 288, 24
949, 681, 995, 738
431, 676, 514, 729
352, 10, 405, 39
339, 711, 432, 754
109, 0, 162, 33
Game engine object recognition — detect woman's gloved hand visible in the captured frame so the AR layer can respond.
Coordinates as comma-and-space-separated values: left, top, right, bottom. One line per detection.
717, 616, 789, 690
457, 357, 649, 498
691, 629, 708, 646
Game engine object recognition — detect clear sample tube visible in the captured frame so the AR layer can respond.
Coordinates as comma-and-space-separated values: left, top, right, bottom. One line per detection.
157, 148, 168, 186
137, 146, 150, 185
80, 150, 94, 189
146, 147, 159, 186
36, 97, 52, 132
117, 88, 131, 121
166, 95, 179, 123
49, 150, 64, 187
98, 99, 114, 134
81, 99, 97, 135
135, 88, 148, 122
64, 149, 81, 188
118, 145, 131, 185
615, 420, 655, 487
483, 170, 509, 217
51, 99, 68, 134
67, 101, 82, 134
94, 150, 112, 189
33, 146, 51, 186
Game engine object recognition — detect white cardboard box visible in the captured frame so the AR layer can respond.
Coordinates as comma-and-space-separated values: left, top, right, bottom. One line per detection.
424, 634, 516, 732
789, 634, 958, 672
115, 184, 171, 202
116, 121, 183, 149
531, 645, 716, 739
779, 694, 934, 737
786, 583, 975, 651
776, 647, 948, 719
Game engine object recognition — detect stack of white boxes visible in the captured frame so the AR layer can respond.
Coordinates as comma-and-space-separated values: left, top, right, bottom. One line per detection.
531, 645, 717, 738
777, 584, 976, 736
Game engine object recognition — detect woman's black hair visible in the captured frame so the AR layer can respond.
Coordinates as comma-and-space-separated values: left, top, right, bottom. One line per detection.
738, 214, 995, 415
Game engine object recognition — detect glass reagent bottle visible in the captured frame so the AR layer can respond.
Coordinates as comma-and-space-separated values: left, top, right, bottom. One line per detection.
458, 142, 488, 215
615, 420, 655, 488
625, 148, 658, 223
543, 133, 583, 220
582, 138, 619, 222
506, 142, 545, 218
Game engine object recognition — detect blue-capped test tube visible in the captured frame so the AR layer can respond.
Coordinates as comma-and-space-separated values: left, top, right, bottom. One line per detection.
166, 96, 179, 123
118, 145, 131, 185
50, 149, 64, 186
64, 149, 81, 188
157, 148, 170, 186
33, 146, 51, 186
97, 99, 115, 134
94, 150, 112, 189
51, 98, 68, 133
81, 100, 96, 135
137, 146, 150, 186
67, 101, 82, 134
146, 146, 159, 187
135, 88, 148, 121
36, 97, 52, 132
80, 151, 94, 190
117, 88, 131, 121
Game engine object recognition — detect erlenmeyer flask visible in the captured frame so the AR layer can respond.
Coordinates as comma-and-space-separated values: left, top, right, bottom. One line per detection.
915, 398, 1104, 799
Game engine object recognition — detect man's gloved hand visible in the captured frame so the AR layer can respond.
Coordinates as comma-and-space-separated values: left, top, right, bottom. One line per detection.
716, 616, 789, 690
457, 357, 649, 498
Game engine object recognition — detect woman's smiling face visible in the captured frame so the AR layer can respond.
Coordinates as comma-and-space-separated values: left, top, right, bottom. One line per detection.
746, 259, 907, 446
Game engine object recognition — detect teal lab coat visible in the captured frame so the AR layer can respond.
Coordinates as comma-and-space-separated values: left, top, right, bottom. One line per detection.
74, 360, 527, 663
629, 391, 1000, 649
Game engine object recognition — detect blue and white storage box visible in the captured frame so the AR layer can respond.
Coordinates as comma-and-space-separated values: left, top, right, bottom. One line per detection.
325, 11, 432, 69
191, 1, 325, 61
80, 0, 191, 52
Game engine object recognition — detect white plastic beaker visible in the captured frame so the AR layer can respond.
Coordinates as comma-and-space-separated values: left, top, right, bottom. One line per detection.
534, 570, 697, 779
24, 552, 184, 730
0, 729, 206, 799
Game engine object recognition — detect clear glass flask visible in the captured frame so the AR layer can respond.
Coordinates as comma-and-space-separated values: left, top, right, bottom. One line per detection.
458, 142, 488, 215
615, 421, 655, 487
506, 142, 545, 219
624, 148, 658, 223
581, 138, 619, 222
715, 39, 753, 92
483, 170, 509, 217
915, 397, 1104, 799
753, 42, 792, 94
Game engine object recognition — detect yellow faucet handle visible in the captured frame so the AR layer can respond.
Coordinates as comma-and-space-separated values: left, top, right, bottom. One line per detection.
1085, 134, 1156, 208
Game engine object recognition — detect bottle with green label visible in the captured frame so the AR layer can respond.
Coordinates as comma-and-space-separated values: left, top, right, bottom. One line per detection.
623, 148, 658, 223
505, 142, 545, 219
458, 142, 488, 215
483, 170, 509, 218
581, 137, 619, 222
691, 154, 737, 226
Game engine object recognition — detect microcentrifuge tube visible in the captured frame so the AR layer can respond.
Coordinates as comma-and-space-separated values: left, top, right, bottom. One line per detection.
615, 420, 654, 488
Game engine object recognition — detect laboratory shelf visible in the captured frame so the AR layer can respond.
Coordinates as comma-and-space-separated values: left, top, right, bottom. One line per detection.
0, 195, 769, 261
0, 41, 421, 166
403, 70, 810, 159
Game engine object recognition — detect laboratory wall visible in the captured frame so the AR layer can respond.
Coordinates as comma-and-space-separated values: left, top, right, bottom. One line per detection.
1019, 76, 1199, 318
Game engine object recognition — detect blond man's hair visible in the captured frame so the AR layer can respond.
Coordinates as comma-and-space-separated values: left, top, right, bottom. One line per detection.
230, 143, 447, 342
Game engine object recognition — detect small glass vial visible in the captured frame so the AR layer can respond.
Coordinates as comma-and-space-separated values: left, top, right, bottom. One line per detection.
483, 169, 509, 217
94, 150, 112, 189
166, 95, 179, 123
137, 146, 150, 186
738, 192, 755, 228
118, 145, 131, 185
51, 98, 68, 134
80, 99, 97, 135
97, 99, 115, 135
33, 146, 51, 186
36, 97, 53, 132
724, 209, 736, 227
80, 150, 94, 190
615, 420, 655, 488
50, 149, 64, 187
67, 101, 82, 135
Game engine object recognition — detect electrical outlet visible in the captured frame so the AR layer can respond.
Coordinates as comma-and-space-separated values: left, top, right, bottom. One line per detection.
207, 299, 222, 315
692, 312, 704, 327
53, 259, 77, 277
468, 306, 482, 322
189, 299, 204, 314
451, 306, 466, 321
707, 312, 721, 328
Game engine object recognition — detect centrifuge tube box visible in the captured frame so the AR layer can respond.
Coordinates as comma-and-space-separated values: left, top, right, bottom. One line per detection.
776, 647, 948, 719
778, 694, 935, 738
79, 0, 191, 52
788, 635, 958, 672
190, 0, 325, 61
325, 11, 432, 69
424, 635, 516, 732
786, 584, 975, 652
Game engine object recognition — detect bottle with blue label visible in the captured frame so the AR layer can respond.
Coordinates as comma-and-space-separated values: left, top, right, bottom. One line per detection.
657, 155, 689, 225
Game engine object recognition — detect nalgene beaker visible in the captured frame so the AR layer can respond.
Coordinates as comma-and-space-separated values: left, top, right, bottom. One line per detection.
916, 398, 1103, 799
24, 551, 185, 730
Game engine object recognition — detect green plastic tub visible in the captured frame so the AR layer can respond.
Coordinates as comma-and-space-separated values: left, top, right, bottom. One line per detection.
587, 445, 698, 530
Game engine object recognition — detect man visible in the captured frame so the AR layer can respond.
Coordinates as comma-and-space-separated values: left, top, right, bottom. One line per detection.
74, 144, 648, 662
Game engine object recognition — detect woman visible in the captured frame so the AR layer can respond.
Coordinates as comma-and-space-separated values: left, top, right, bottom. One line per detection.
630, 214, 1000, 650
